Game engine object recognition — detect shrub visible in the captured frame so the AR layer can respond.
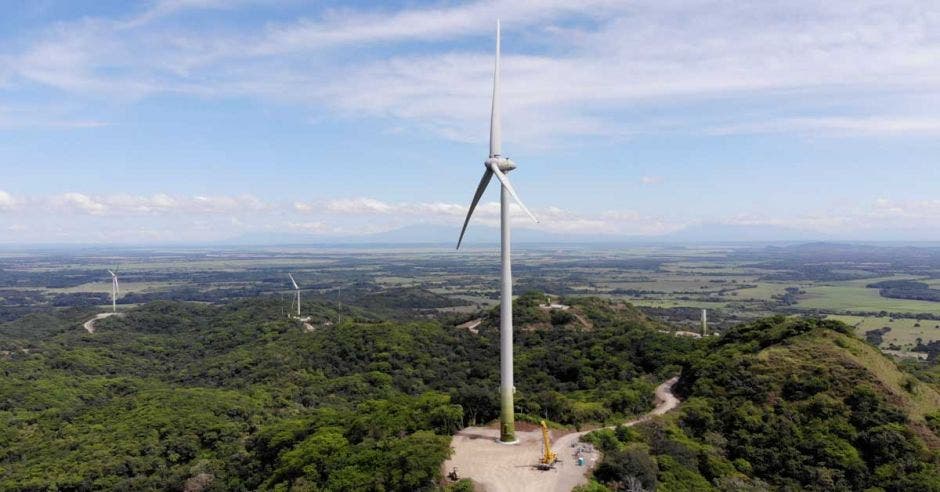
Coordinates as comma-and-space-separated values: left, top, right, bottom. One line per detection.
594, 444, 658, 491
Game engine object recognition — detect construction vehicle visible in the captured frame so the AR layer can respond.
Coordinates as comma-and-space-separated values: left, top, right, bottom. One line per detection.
536, 420, 558, 470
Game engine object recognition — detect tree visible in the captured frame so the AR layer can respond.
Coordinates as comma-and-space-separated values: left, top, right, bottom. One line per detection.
271, 428, 350, 486
594, 445, 658, 491
383, 431, 452, 491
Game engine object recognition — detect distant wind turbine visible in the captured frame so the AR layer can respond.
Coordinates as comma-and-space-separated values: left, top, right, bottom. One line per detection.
336, 287, 342, 325
107, 269, 119, 313
456, 20, 539, 444
288, 273, 300, 318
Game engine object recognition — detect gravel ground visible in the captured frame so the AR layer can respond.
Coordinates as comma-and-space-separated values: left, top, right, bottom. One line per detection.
443, 377, 680, 492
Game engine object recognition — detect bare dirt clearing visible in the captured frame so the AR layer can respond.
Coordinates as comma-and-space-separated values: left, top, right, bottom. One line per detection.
443, 377, 680, 492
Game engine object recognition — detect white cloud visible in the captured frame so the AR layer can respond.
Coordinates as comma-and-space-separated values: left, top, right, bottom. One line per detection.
711, 117, 940, 136
0, 191, 16, 211
5, 190, 940, 243
640, 176, 663, 185
4, 1, 939, 140
870, 197, 940, 219
298, 198, 473, 218
0, 105, 109, 129
34, 193, 270, 216
237, 1, 628, 56
299, 197, 679, 236
53, 193, 108, 215
190, 194, 268, 213
324, 197, 394, 215
293, 201, 314, 213
602, 210, 641, 221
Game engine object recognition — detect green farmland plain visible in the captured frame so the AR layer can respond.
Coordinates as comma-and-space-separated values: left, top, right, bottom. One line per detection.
827, 315, 940, 349
797, 284, 940, 315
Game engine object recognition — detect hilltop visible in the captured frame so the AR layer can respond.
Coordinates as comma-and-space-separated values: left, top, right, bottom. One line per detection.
468, 291, 656, 332
582, 317, 940, 491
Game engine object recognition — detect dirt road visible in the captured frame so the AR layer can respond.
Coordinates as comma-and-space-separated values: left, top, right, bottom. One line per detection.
82, 312, 120, 333
443, 377, 680, 492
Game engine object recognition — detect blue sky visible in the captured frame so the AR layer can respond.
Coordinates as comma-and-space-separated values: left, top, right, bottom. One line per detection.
1, 0, 939, 244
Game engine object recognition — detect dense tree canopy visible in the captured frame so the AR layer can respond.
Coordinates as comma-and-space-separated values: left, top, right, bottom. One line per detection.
585, 317, 940, 491
0, 295, 688, 490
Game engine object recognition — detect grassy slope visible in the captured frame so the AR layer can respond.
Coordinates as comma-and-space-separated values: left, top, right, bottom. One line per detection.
759, 328, 940, 446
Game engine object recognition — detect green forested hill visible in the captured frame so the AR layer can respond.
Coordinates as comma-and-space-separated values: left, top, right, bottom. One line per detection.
583, 317, 940, 491
0, 296, 689, 490
7, 298, 937, 491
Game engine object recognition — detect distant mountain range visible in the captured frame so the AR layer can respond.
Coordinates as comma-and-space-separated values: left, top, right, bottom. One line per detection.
227, 225, 577, 246
660, 223, 834, 242
8, 223, 933, 250
225, 223, 843, 246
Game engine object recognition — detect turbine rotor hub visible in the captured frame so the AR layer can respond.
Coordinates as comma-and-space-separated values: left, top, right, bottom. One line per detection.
485, 156, 516, 172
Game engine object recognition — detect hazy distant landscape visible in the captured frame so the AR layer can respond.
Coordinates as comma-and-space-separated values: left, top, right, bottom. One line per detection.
5, 241, 940, 357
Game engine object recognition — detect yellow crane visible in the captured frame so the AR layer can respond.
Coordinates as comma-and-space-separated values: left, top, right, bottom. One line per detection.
538, 420, 557, 470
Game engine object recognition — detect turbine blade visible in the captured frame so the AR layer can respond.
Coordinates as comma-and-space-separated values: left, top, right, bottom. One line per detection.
489, 19, 501, 157
114, 277, 120, 295
107, 270, 115, 277
457, 168, 494, 249
288, 273, 298, 290
489, 163, 539, 223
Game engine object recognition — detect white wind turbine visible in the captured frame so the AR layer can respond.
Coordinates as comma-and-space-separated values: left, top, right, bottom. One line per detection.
107, 269, 119, 313
288, 273, 300, 318
457, 20, 539, 444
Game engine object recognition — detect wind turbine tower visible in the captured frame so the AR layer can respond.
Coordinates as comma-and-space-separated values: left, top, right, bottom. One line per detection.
288, 273, 300, 318
337, 287, 342, 325
457, 20, 539, 444
107, 269, 119, 313
701, 309, 708, 337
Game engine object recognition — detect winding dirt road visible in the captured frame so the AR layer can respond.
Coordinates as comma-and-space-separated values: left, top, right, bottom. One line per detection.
443, 377, 680, 492
82, 312, 120, 333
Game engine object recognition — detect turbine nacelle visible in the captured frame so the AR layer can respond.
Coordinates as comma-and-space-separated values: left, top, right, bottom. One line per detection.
485, 156, 516, 173
456, 21, 538, 252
